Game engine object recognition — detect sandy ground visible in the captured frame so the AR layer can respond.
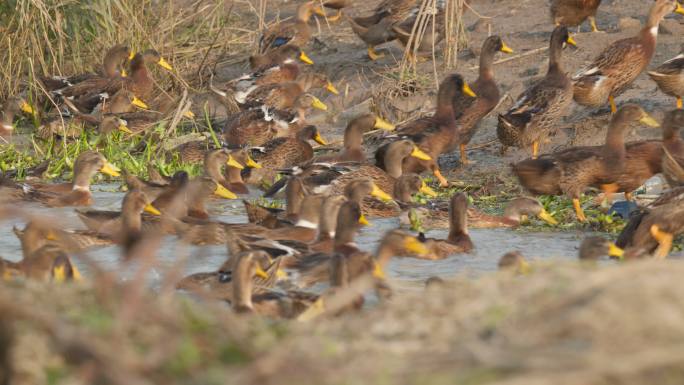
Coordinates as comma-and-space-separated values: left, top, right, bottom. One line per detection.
216, 0, 684, 187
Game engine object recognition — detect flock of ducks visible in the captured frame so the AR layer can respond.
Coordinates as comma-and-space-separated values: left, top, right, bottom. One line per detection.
0, 0, 684, 318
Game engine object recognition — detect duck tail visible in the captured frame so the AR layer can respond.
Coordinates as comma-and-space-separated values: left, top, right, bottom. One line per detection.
511, 157, 560, 195
346, 14, 370, 35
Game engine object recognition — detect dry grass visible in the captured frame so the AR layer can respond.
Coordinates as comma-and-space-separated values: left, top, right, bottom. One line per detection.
3, 259, 684, 384
0, 0, 259, 100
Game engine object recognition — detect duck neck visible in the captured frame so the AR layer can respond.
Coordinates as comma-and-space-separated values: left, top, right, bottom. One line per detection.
604, 119, 627, 157
448, 208, 468, 242
479, 46, 496, 81
393, 182, 414, 203
285, 181, 305, 217
225, 166, 244, 184
205, 160, 227, 184
122, 207, 143, 235
434, 81, 458, 122
548, 32, 566, 74
232, 258, 254, 311
343, 124, 364, 150
663, 125, 681, 143
384, 147, 405, 179
71, 170, 94, 191
1, 106, 16, 131
375, 241, 396, 267
333, 223, 357, 247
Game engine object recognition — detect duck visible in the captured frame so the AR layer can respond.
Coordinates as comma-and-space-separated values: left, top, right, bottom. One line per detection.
12, 221, 82, 282
34, 190, 160, 251
259, 194, 328, 243
1, 151, 120, 207
306, 195, 349, 253
416, 193, 473, 259
573, 0, 684, 113
512, 104, 659, 221
1, 96, 35, 138
176, 249, 282, 301
453, 36, 513, 165
612, 111, 684, 198
201, 148, 248, 191
231, 251, 319, 318
227, 63, 300, 100
497, 251, 530, 274
661, 109, 684, 187
60, 49, 173, 103
375, 74, 477, 186
35, 113, 133, 140
328, 139, 430, 197
249, 44, 315, 70
550, 0, 603, 32
404, 196, 558, 229
244, 125, 327, 185
616, 186, 684, 258
648, 44, 684, 109
222, 93, 327, 147
578, 236, 624, 260
391, 1, 446, 60
318, 0, 350, 22
222, 149, 262, 194
40, 44, 132, 92
497, 26, 576, 158
347, 0, 419, 60
237, 72, 338, 109
296, 228, 429, 288
349, 174, 436, 218
313, 114, 395, 163
259, 1, 324, 54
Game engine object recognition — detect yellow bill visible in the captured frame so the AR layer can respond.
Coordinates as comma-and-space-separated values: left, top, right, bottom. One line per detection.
157, 57, 173, 70
245, 155, 262, 169
71, 264, 82, 281
310, 96, 328, 111
639, 113, 660, 127
128, 51, 136, 61
46, 229, 59, 241
52, 265, 66, 283
144, 203, 162, 215
372, 262, 385, 279
370, 182, 393, 201
100, 160, 121, 177
518, 259, 531, 275
404, 236, 429, 256
566, 36, 577, 47
131, 96, 148, 109
537, 208, 558, 225
254, 266, 269, 279
358, 214, 371, 226
214, 183, 238, 199
313, 5, 327, 16
374, 116, 395, 131
276, 269, 288, 279
121, 69, 128, 77
313, 131, 327, 145
676, 2, 684, 15
500, 41, 514, 53
118, 120, 133, 134
20, 101, 34, 115
410, 146, 432, 160
462, 81, 477, 98
326, 81, 339, 95
184, 110, 195, 119
299, 51, 314, 65
419, 180, 437, 197
608, 242, 624, 259
226, 155, 244, 170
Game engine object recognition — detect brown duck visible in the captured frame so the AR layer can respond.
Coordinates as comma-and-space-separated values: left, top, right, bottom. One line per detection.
259, 1, 324, 53
661, 109, 684, 187
453, 36, 513, 165
648, 44, 684, 109
513, 104, 659, 221
418, 193, 473, 259
497, 26, 575, 158
249, 44, 315, 70
313, 114, 395, 163
550, 0, 603, 32
573, 0, 684, 113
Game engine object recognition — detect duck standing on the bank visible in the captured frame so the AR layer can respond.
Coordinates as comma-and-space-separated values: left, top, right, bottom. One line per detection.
573, 0, 684, 113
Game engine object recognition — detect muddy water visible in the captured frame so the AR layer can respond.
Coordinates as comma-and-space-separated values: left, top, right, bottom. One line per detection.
0, 185, 586, 290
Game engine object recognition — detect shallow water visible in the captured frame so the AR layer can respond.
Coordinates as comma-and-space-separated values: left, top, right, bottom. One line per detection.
0, 185, 628, 291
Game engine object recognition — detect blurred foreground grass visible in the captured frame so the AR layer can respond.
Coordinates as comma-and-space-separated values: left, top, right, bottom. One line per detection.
3, 260, 684, 384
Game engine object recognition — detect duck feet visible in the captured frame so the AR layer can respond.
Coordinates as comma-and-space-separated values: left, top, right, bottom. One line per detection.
599, 183, 620, 206
589, 17, 603, 33
367, 46, 384, 61
609, 95, 617, 114
532, 141, 539, 159
325, 10, 343, 22
433, 169, 449, 187
572, 198, 587, 222
624, 192, 633, 201
650, 224, 673, 259
459, 144, 472, 165
677, 97, 682, 110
